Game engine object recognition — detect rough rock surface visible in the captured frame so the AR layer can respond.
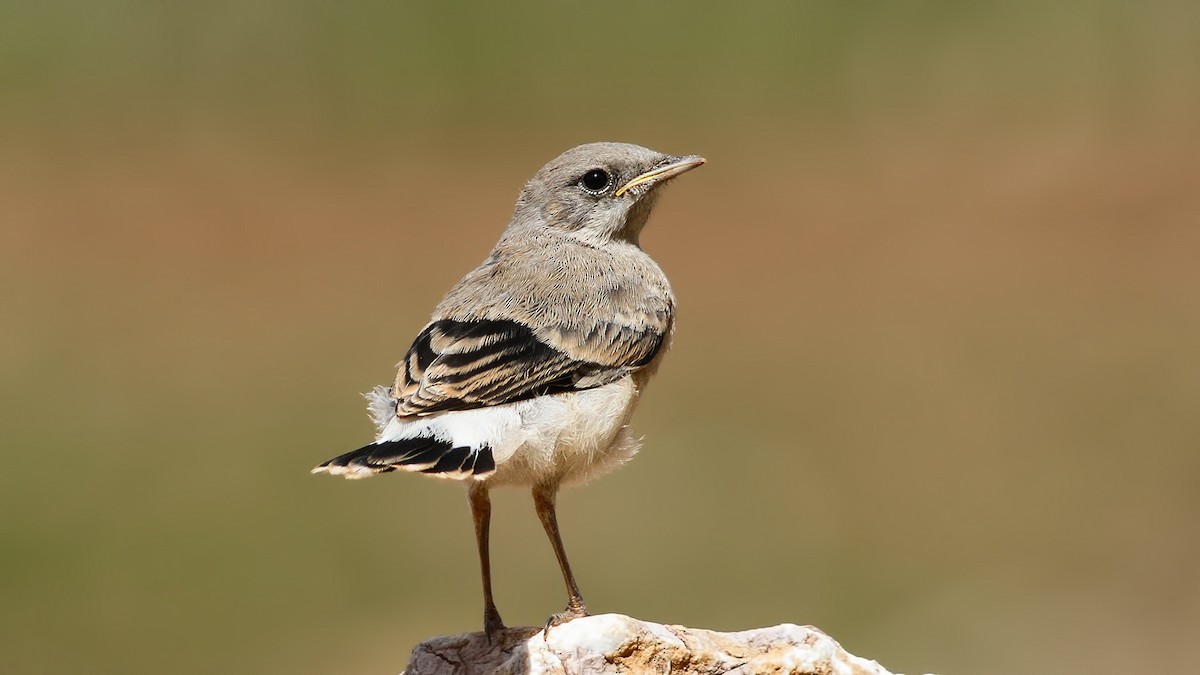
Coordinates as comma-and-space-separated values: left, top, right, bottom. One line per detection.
402, 614, 897, 675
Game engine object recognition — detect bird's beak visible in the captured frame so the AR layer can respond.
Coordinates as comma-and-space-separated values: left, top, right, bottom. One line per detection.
615, 155, 706, 197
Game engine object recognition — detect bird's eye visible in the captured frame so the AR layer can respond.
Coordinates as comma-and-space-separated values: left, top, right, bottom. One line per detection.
579, 169, 612, 193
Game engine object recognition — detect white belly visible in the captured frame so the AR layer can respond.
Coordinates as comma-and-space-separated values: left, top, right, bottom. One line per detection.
375, 376, 643, 488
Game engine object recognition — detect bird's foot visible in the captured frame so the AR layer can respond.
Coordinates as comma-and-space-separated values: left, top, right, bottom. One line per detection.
542, 602, 588, 638
483, 608, 506, 644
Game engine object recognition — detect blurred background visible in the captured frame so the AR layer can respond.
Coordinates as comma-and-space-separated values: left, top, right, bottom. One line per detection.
3, 2, 1198, 673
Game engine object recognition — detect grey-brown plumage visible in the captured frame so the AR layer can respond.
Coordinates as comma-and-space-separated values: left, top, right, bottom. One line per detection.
314, 142, 704, 638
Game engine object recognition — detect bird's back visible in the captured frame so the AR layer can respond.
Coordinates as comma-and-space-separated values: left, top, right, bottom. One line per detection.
434, 229, 675, 340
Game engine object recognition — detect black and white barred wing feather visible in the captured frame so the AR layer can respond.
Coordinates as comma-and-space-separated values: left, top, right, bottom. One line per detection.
313, 317, 665, 480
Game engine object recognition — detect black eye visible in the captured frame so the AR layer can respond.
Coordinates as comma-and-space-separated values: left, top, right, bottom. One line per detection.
580, 168, 611, 193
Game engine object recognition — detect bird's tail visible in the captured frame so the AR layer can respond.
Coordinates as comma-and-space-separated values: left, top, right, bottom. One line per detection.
312, 437, 496, 480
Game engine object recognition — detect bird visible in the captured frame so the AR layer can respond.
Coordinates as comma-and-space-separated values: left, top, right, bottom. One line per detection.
312, 142, 704, 639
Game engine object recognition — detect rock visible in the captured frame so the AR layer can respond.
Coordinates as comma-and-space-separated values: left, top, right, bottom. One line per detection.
402, 613, 900, 674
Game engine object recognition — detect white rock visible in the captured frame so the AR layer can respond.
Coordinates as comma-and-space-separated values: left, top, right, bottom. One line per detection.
401, 614, 906, 674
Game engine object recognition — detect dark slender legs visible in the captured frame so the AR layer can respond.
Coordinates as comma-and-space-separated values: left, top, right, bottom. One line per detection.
469, 483, 505, 639
533, 483, 589, 626
468, 482, 588, 639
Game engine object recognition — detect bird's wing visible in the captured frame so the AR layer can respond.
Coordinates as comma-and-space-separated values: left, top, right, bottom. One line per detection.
392, 317, 664, 416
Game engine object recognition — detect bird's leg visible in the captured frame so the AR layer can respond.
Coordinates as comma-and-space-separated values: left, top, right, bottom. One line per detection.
468, 482, 505, 641
532, 483, 588, 631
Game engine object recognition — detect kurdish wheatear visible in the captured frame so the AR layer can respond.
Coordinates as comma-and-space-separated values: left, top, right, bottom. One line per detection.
313, 142, 704, 638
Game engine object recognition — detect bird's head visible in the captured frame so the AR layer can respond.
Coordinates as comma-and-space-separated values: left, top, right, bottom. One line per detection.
512, 142, 704, 246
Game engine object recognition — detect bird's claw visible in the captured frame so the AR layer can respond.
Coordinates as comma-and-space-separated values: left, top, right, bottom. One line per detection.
541, 603, 588, 638
483, 609, 507, 644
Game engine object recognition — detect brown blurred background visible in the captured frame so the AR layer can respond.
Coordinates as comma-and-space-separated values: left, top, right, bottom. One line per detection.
3, 2, 1199, 673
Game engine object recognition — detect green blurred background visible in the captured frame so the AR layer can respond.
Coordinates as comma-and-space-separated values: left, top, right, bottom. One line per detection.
3, 2, 1198, 673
